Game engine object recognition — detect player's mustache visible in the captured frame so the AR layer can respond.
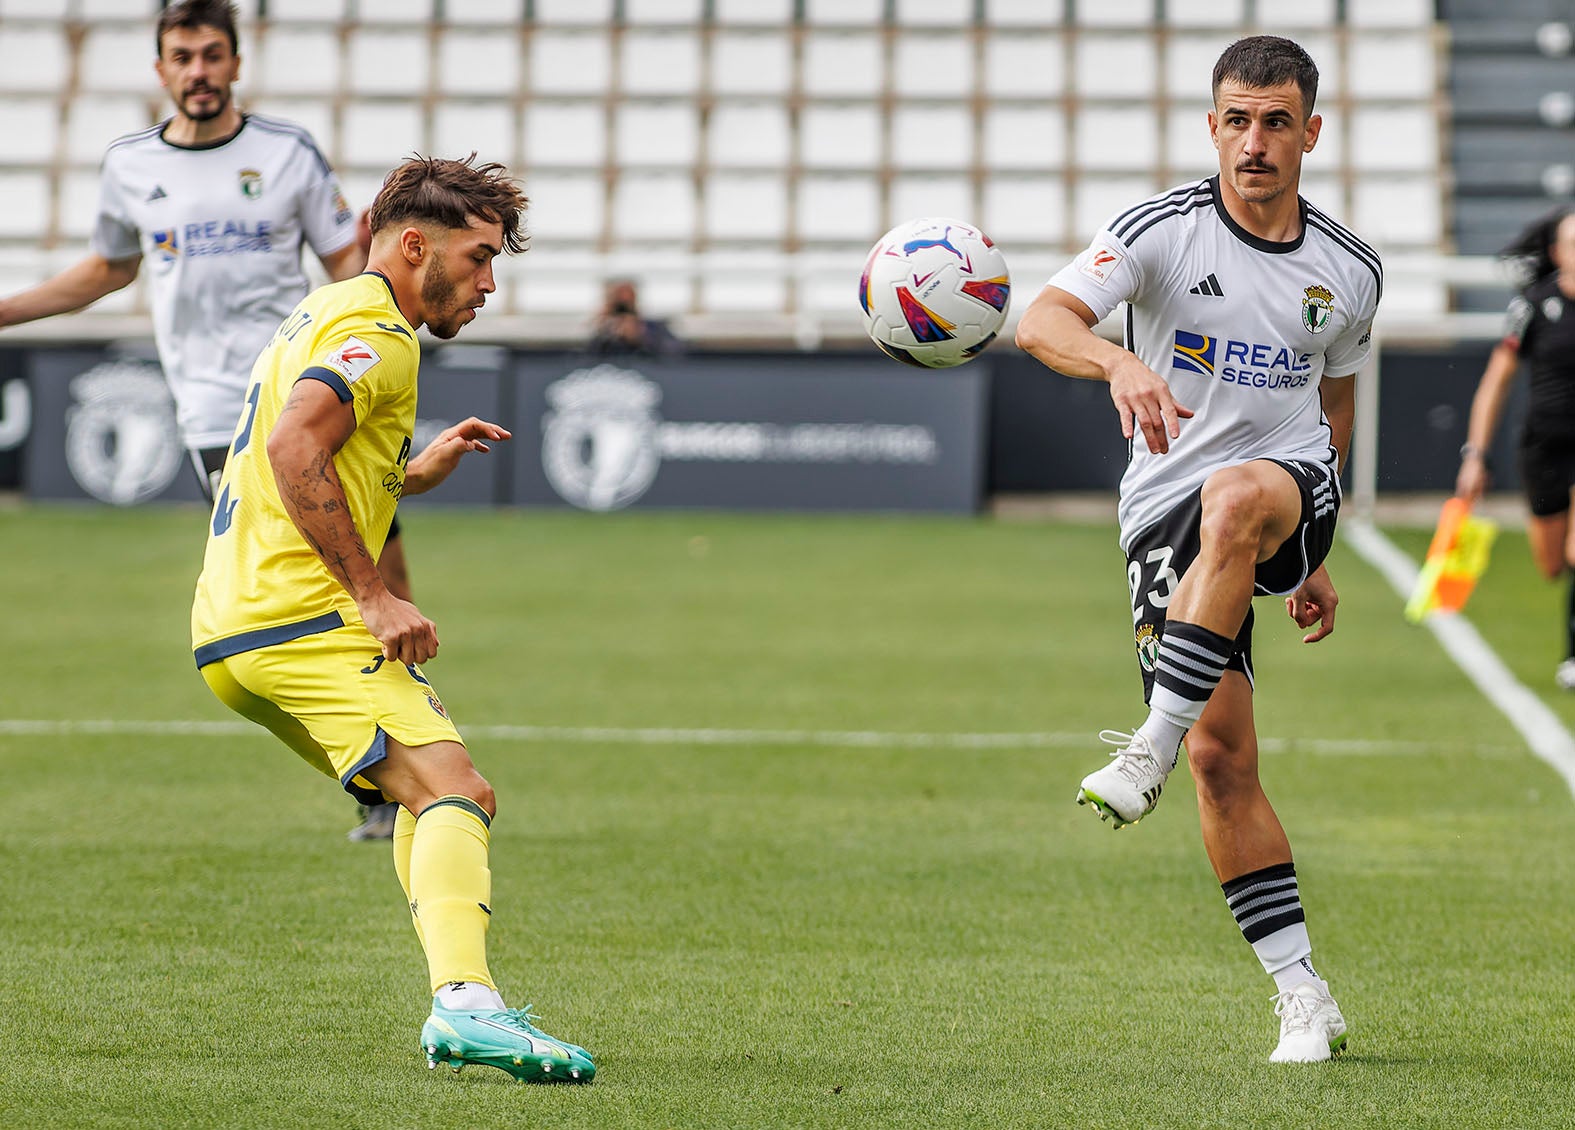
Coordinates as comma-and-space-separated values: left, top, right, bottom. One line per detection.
1237, 162, 1276, 173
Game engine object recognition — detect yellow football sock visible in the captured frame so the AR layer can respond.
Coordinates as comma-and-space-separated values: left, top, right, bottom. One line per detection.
391, 806, 425, 951
409, 795, 496, 994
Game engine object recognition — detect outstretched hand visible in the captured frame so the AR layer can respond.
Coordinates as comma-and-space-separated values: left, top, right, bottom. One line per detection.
1108, 357, 1194, 454
1286, 564, 1338, 643
404, 417, 512, 496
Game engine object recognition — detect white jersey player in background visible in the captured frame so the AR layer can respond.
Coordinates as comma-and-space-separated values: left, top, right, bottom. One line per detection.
1017, 35, 1380, 1063
0, 0, 401, 841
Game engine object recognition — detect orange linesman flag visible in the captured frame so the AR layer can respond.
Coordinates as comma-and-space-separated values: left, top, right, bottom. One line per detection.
1404, 497, 1498, 623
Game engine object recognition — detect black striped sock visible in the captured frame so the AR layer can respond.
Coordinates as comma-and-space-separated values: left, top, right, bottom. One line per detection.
1149, 621, 1233, 725
1222, 862, 1305, 944
1565, 571, 1575, 660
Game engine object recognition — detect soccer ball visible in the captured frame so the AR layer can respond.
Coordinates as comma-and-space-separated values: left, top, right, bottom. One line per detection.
858, 217, 1011, 368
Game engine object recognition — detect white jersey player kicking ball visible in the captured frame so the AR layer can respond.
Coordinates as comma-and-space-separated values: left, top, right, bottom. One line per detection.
1016, 34, 1380, 1064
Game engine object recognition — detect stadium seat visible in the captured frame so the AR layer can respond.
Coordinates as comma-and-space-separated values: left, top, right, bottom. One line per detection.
889, 174, 974, 226
1163, 103, 1217, 178
0, 100, 59, 165
1346, 34, 1435, 99
340, 100, 426, 169
802, 0, 884, 27
1350, 105, 1437, 172
337, 170, 386, 215
246, 99, 337, 159
612, 172, 696, 241
528, 30, 612, 95
524, 172, 604, 241
982, 34, 1065, 98
56, 169, 101, 241
524, 101, 607, 168
347, 29, 430, 95
0, 0, 76, 16
532, 0, 614, 24
66, 95, 159, 166
266, 0, 350, 19
700, 263, 787, 313
353, 0, 433, 22
0, 172, 49, 238
1299, 175, 1345, 222
985, 0, 1067, 26
710, 31, 793, 96
704, 174, 788, 241
1073, 175, 1161, 238
1346, 0, 1432, 28
1069, 0, 1153, 28
981, 175, 1067, 245
1164, 33, 1236, 98
615, 103, 699, 167
255, 26, 342, 96
1254, 0, 1337, 29
889, 106, 972, 170
77, 27, 155, 94
707, 104, 790, 168
1073, 34, 1157, 98
1076, 107, 1159, 172
1353, 176, 1441, 246
1163, 0, 1244, 27
435, 28, 522, 96
621, 30, 703, 96
801, 32, 884, 98
623, 0, 703, 21
799, 105, 882, 170
891, 33, 973, 98
713, 0, 794, 23
796, 175, 879, 241
430, 101, 517, 166
440, 0, 522, 25
894, 0, 976, 27
982, 106, 1066, 170
514, 267, 600, 314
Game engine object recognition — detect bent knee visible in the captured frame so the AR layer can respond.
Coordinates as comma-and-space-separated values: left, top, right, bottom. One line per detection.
1185, 732, 1256, 795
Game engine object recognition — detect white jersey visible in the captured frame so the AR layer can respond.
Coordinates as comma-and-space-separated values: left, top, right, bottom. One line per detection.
1047, 176, 1381, 550
93, 114, 357, 448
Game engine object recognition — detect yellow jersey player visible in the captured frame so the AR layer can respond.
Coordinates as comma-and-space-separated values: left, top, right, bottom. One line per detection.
191, 155, 594, 1083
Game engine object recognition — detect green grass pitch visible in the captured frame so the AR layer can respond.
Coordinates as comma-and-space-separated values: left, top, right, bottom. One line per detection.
1, 504, 1572, 1129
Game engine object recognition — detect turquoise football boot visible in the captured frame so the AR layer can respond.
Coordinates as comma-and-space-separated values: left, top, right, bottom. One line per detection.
421, 999, 595, 1083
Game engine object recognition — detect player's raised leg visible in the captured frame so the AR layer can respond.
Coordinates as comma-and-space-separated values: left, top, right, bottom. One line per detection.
1079, 462, 1301, 826
365, 738, 594, 1083
1188, 675, 1346, 1063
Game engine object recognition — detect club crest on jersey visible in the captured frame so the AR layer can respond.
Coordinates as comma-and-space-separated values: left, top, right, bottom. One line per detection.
239, 168, 263, 199
1301, 284, 1334, 334
322, 336, 382, 383
1136, 623, 1160, 673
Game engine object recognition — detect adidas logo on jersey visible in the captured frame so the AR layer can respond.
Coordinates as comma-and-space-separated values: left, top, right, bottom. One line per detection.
1188, 273, 1224, 297
146, 185, 167, 202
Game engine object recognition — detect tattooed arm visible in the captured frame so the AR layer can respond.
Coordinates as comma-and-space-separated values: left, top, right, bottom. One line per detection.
265, 379, 439, 665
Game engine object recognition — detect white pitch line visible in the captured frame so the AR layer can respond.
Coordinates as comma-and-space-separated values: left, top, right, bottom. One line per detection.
0, 718, 1515, 757
1343, 518, 1575, 799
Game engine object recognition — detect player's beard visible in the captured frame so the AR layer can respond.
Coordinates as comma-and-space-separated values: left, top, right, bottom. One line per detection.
421, 255, 467, 340
180, 84, 230, 123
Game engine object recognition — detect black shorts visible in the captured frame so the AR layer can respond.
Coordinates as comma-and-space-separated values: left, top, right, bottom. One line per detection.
1519, 428, 1575, 518
1125, 459, 1339, 702
190, 445, 403, 539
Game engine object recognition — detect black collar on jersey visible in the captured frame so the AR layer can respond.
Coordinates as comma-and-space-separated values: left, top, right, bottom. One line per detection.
158, 113, 248, 152
363, 270, 401, 308
1208, 174, 1306, 255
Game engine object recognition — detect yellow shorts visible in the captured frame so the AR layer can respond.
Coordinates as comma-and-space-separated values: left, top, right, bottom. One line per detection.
199, 627, 464, 804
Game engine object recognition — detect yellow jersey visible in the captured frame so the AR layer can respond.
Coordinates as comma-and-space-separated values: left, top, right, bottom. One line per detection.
192, 271, 420, 665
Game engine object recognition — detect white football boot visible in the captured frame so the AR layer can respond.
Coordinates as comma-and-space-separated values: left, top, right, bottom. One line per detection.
1269, 981, 1348, 1063
1556, 658, 1575, 691
1075, 730, 1173, 828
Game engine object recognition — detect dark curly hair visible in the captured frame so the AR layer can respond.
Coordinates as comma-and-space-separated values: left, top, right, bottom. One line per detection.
157, 0, 238, 56
369, 154, 529, 255
1500, 205, 1575, 292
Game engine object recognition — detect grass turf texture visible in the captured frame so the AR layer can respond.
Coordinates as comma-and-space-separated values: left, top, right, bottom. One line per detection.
1, 504, 1572, 1129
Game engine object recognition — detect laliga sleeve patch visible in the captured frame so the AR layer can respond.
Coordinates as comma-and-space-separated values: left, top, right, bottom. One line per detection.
1079, 245, 1124, 286
321, 336, 382, 384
